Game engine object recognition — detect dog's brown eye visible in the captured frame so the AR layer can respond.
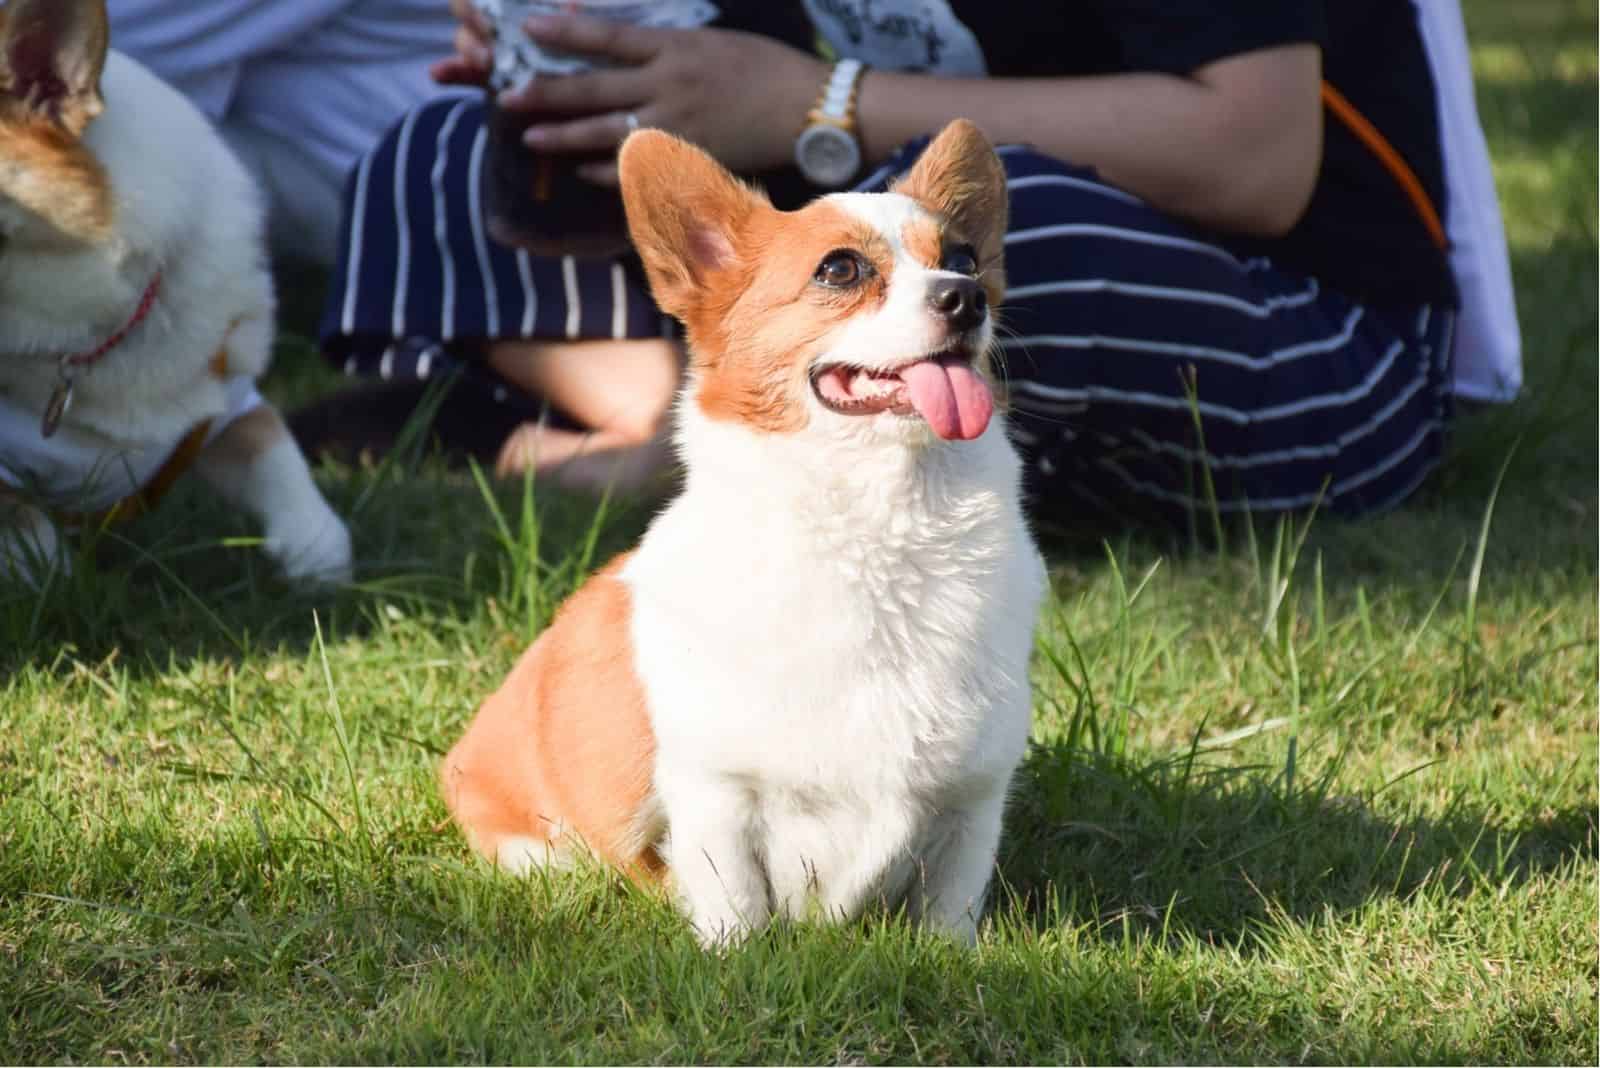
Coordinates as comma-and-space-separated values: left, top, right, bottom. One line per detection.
943, 244, 978, 275
814, 250, 865, 288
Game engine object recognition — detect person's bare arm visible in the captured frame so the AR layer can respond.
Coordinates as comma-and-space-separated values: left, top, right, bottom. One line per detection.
853, 45, 1323, 238
433, 12, 1323, 239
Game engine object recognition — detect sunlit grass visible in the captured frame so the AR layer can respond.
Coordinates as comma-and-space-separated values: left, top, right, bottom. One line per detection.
2, 0, 1594, 1062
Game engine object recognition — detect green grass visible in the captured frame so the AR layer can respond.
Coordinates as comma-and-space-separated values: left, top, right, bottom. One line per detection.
3, 1, 1595, 1062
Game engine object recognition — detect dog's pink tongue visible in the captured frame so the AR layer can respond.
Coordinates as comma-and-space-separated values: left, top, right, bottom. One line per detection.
901, 358, 994, 440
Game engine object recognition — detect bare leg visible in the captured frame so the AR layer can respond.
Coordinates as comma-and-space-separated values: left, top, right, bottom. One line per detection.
194, 403, 352, 586
487, 336, 681, 493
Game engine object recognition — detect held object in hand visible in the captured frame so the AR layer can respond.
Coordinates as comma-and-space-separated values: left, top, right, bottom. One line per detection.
473, 0, 716, 258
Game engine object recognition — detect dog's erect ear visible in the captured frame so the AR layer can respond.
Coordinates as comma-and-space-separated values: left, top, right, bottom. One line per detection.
892, 120, 1009, 295
0, 0, 110, 136
619, 129, 769, 320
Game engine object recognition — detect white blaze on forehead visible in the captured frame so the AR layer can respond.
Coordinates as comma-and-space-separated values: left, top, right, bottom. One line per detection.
827, 191, 929, 259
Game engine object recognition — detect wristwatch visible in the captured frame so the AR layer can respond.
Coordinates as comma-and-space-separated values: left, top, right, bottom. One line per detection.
794, 58, 866, 189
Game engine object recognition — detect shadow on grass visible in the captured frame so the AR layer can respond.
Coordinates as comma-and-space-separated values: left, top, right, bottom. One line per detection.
0, 456, 655, 681
3, 772, 1588, 1063
997, 737, 1597, 946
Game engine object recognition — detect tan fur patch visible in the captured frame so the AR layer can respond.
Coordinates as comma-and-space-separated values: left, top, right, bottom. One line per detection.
892, 120, 1009, 307
441, 553, 664, 882
201, 403, 288, 470
0, 120, 112, 241
0, 0, 113, 241
899, 216, 944, 271
691, 200, 894, 434
209, 319, 244, 379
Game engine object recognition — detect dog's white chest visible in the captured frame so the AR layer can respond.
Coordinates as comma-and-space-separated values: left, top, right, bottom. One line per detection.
622, 431, 1045, 919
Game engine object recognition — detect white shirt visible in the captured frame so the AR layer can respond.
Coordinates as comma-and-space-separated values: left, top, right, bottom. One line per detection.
1414, 0, 1522, 401
105, 0, 459, 187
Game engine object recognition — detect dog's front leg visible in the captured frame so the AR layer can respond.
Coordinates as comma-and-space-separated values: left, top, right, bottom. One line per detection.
194, 404, 352, 586
659, 772, 771, 949
907, 789, 1009, 944
786, 805, 918, 925
0, 498, 66, 586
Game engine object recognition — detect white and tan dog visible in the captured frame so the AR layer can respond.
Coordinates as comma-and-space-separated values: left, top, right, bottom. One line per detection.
442, 121, 1045, 946
0, 0, 350, 585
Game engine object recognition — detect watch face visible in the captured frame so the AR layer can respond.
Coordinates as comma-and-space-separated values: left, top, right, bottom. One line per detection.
796, 124, 862, 188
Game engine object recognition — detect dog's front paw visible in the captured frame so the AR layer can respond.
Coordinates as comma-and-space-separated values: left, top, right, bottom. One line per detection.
692, 912, 757, 954
681, 891, 767, 953
265, 506, 352, 587
0, 508, 68, 589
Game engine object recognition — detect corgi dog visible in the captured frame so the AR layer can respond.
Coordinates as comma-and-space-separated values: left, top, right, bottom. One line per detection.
442, 121, 1045, 946
0, 0, 350, 585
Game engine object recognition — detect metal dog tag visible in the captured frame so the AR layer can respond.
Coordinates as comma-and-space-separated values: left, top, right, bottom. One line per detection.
41, 376, 73, 439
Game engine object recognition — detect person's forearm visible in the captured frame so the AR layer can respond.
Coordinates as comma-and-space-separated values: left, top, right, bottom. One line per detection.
852, 47, 1322, 237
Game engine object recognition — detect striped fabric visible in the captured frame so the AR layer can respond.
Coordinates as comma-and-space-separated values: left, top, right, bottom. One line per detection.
321, 97, 667, 419
960, 143, 1456, 524
320, 98, 1454, 521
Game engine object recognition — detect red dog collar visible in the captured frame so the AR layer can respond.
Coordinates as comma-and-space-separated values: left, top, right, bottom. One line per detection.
64, 270, 163, 371
39, 271, 163, 438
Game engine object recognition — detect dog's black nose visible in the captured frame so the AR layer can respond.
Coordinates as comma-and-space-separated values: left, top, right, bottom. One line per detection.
927, 276, 987, 331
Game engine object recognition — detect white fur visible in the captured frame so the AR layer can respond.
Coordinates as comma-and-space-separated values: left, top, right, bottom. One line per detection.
0, 51, 350, 585
624, 192, 1046, 946
495, 832, 580, 875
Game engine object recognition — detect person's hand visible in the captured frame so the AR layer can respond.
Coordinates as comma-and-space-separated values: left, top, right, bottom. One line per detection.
431, 0, 492, 87
496, 13, 827, 183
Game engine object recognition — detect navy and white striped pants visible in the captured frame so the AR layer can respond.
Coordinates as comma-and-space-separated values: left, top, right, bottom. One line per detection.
320, 97, 1455, 523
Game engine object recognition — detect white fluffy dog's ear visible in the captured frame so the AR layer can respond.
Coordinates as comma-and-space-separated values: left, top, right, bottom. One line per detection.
617, 128, 772, 321
0, 0, 111, 136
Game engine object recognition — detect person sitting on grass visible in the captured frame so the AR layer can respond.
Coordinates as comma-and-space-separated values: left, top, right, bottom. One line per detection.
304, 0, 1519, 526
105, 0, 462, 265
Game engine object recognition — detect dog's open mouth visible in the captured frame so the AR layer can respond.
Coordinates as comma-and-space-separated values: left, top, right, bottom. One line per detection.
811, 344, 993, 441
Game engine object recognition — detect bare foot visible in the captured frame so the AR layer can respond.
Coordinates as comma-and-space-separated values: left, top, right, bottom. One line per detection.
486, 335, 683, 494
495, 420, 678, 496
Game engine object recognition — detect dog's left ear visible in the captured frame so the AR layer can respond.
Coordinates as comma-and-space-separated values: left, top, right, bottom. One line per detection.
893, 119, 1008, 294
0, 0, 110, 136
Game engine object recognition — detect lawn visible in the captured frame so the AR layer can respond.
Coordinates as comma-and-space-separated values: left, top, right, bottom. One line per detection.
2, 1, 1595, 1062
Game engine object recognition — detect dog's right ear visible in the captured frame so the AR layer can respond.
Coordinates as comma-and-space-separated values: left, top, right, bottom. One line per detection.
0, 0, 110, 136
892, 119, 1009, 302
619, 130, 769, 321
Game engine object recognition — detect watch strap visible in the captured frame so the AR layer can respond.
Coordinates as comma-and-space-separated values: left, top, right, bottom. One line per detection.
808, 58, 865, 132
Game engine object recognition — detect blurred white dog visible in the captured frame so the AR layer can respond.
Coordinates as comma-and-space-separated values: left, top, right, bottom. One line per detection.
0, 0, 350, 585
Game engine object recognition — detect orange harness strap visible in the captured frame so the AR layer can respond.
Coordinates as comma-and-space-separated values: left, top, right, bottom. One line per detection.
1321, 80, 1449, 252
84, 418, 215, 525
60, 349, 230, 528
